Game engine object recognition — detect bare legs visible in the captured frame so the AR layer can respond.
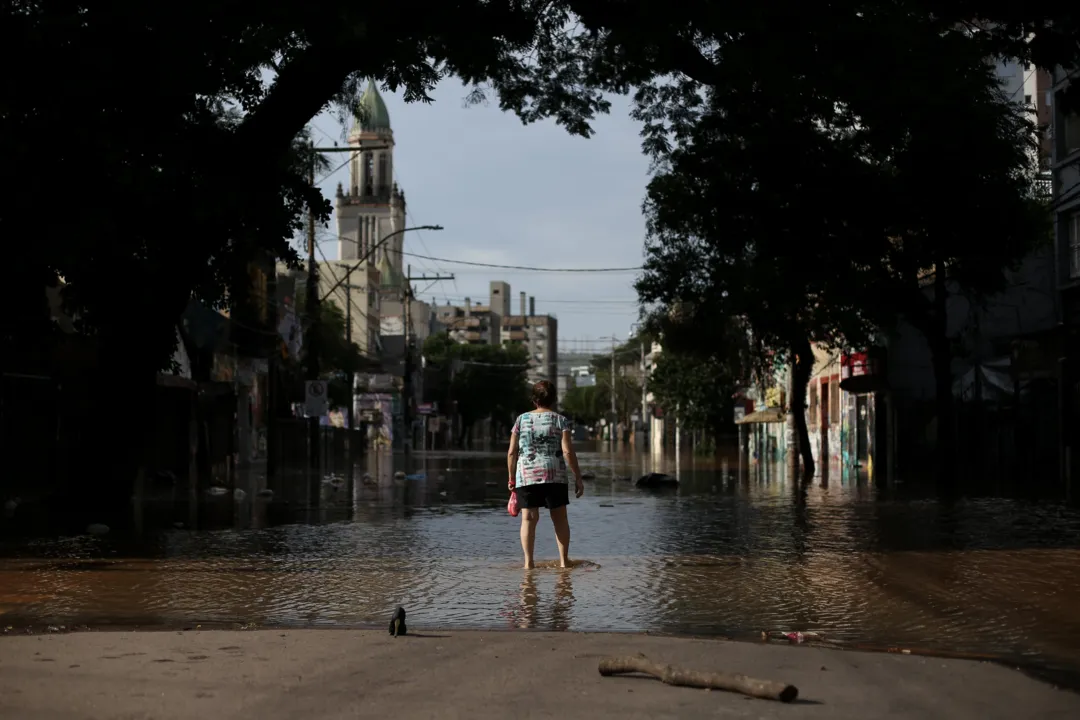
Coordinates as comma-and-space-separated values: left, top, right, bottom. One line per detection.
520, 508, 539, 569
519, 505, 572, 569
550, 505, 571, 568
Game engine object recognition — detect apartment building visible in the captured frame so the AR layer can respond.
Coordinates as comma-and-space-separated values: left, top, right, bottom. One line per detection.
432, 282, 558, 383
501, 291, 558, 384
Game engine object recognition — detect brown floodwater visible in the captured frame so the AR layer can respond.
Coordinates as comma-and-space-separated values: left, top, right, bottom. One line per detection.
2, 447, 1080, 684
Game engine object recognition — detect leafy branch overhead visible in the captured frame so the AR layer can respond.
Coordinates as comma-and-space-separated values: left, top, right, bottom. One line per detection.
625, 4, 1055, 475
4, 0, 1076, 382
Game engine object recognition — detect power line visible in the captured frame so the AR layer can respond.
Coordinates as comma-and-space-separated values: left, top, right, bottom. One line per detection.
316, 152, 356, 184
392, 165, 451, 306
313, 243, 376, 355
436, 295, 639, 305
310, 227, 641, 273
390, 249, 642, 273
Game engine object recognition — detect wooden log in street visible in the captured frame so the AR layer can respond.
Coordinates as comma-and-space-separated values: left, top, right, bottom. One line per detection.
597, 655, 799, 703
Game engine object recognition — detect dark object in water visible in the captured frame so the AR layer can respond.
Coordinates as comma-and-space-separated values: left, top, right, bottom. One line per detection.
636, 473, 678, 488
389, 606, 407, 637
581, 472, 596, 480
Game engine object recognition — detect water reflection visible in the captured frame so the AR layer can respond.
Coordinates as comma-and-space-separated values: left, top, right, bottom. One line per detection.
502, 569, 578, 631
1, 447, 1080, 683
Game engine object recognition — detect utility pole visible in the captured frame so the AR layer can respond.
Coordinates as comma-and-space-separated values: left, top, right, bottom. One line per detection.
342, 268, 366, 495
304, 141, 321, 501
610, 336, 617, 442
675, 401, 682, 477
342, 268, 365, 435
401, 266, 454, 454
635, 338, 643, 427
630, 322, 648, 441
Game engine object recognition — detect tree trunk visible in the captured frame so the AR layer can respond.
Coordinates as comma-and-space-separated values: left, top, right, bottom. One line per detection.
785, 366, 799, 478
790, 336, 816, 481
930, 265, 956, 486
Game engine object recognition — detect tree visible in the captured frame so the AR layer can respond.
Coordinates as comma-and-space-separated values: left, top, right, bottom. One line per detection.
561, 385, 604, 427
1, 0, 609, 512
290, 294, 362, 411
648, 350, 741, 444
422, 333, 532, 445
634, 9, 1047, 480
7, 0, 1079, 508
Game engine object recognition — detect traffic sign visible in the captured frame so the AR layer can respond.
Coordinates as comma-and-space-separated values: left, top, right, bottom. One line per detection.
305, 380, 328, 416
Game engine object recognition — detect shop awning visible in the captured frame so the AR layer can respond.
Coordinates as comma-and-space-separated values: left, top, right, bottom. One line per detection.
736, 408, 786, 424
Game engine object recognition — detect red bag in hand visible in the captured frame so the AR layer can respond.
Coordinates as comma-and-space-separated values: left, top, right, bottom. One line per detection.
507, 490, 519, 517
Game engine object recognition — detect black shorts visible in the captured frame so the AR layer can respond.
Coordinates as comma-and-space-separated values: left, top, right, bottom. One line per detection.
516, 483, 569, 510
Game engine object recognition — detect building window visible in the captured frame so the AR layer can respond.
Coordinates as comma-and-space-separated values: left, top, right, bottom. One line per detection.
1023, 62, 1031, 71
364, 154, 374, 194
377, 153, 388, 193
1066, 113, 1080, 156
1070, 212, 1080, 279
1024, 94, 1032, 105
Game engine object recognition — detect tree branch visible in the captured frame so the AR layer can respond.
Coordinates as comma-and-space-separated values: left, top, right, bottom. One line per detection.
234, 35, 369, 160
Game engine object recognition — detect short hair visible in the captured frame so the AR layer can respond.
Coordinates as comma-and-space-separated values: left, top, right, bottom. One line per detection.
530, 380, 557, 408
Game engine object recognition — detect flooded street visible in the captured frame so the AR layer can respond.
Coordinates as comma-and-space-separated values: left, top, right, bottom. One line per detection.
3, 448, 1080, 684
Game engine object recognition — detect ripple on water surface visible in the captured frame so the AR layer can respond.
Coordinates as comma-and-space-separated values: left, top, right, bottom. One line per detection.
2, 450, 1080, 681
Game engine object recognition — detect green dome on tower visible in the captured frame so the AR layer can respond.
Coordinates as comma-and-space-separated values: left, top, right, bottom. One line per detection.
353, 78, 391, 133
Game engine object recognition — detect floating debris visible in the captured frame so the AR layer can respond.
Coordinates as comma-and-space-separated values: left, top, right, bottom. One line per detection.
760, 630, 824, 644
636, 473, 678, 488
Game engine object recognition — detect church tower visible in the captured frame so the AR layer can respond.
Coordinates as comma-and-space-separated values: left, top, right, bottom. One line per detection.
335, 79, 407, 289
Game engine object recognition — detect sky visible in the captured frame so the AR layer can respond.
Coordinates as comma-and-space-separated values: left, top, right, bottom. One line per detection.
305, 79, 651, 356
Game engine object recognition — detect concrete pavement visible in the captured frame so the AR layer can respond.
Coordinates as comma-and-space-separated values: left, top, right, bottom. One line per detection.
1, 629, 1078, 719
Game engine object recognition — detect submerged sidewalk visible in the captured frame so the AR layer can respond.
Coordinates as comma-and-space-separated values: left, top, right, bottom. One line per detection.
1, 629, 1077, 719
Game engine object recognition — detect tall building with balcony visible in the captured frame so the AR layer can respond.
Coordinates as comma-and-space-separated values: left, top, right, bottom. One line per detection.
995, 59, 1053, 170
1054, 68, 1080, 301
501, 290, 558, 384
1052, 66, 1080, 492
432, 282, 558, 383
436, 299, 497, 345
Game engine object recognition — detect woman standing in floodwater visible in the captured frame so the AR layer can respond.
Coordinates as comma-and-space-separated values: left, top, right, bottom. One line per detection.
507, 380, 584, 569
